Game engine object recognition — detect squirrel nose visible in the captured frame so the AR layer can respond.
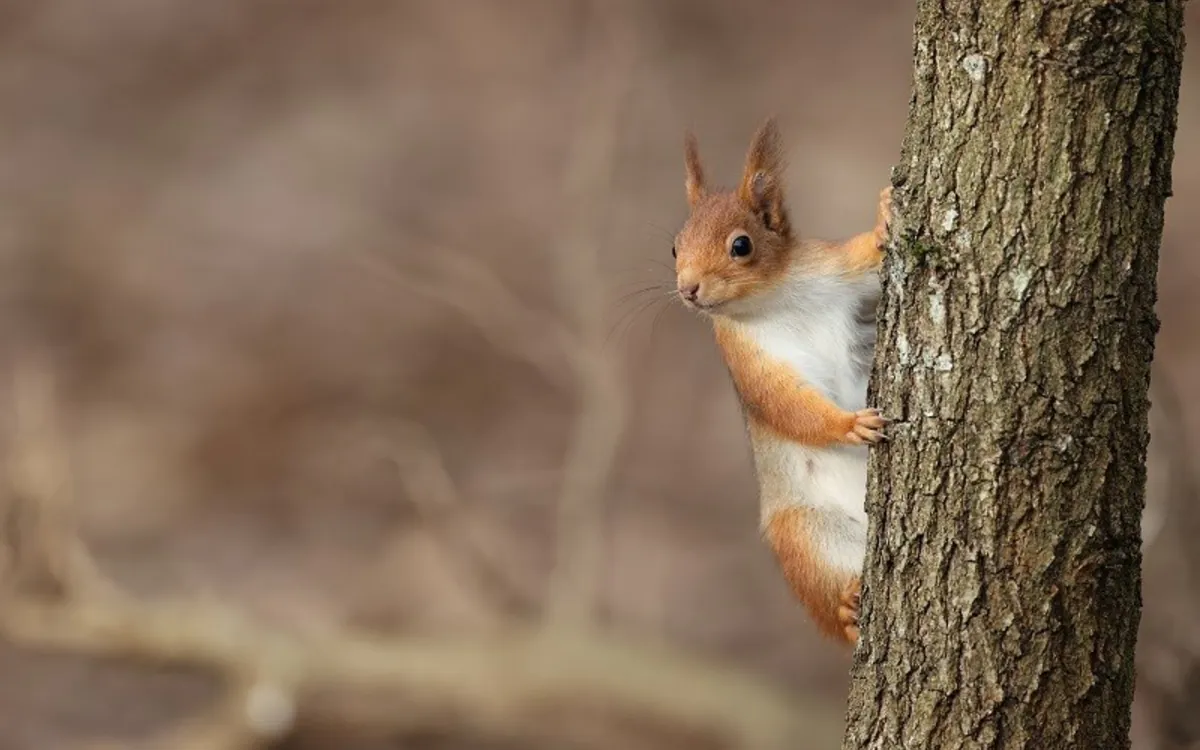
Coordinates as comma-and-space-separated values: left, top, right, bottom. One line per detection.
679, 283, 700, 302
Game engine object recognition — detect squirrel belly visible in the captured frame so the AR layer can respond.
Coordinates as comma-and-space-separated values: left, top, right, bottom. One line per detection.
714, 269, 880, 645
754, 426, 869, 643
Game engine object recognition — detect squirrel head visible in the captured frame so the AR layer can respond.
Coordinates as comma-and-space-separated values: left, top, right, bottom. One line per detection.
672, 118, 796, 317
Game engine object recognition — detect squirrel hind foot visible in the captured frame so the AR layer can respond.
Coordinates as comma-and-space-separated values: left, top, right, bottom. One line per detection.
836, 577, 861, 646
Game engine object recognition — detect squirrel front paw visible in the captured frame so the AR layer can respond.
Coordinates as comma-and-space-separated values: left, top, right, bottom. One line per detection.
843, 408, 890, 445
838, 577, 861, 644
873, 186, 893, 249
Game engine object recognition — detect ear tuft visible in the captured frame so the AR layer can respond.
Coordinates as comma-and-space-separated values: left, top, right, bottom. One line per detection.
684, 131, 706, 208
738, 117, 792, 240
748, 170, 774, 206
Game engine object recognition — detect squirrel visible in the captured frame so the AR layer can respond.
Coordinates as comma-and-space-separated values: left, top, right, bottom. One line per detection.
670, 117, 892, 645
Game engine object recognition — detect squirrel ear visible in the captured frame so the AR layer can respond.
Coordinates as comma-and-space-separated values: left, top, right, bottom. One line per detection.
684, 132, 706, 209
739, 117, 791, 239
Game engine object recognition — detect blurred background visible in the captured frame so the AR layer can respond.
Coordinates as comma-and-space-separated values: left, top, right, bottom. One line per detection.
0, 1, 1197, 748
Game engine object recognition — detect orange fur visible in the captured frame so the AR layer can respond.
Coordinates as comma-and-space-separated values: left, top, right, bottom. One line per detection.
714, 321, 859, 446
837, 186, 893, 273
673, 192, 793, 309
737, 118, 792, 240
765, 507, 860, 644
840, 230, 885, 273
684, 132, 706, 209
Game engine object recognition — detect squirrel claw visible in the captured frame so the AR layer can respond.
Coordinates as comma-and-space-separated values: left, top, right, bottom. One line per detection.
838, 578, 862, 645
846, 408, 889, 444
874, 186, 894, 249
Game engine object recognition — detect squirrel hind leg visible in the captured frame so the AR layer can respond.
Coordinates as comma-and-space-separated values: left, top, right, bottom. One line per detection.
836, 577, 861, 645
764, 507, 863, 647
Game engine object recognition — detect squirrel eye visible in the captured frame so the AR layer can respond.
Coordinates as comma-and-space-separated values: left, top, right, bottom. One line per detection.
671, 244, 677, 259
730, 235, 752, 258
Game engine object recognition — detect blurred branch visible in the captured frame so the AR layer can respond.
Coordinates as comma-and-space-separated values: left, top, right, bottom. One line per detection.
1144, 369, 1199, 556
0, 6, 839, 749
1, 595, 838, 749
355, 0, 635, 630
0, 359, 842, 749
1134, 368, 1200, 750
385, 419, 538, 618
2, 359, 118, 603
543, 0, 634, 628
351, 248, 582, 390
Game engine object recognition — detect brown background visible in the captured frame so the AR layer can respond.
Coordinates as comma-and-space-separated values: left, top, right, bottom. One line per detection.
0, 1, 1196, 748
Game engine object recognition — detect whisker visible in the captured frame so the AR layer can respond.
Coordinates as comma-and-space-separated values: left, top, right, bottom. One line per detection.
605, 295, 660, 350
648, 299, 675, 350
621, 295, 669, 351
634, 298, 673, 353
611, 284, 668, 309
642, 221, 676, 242
610, 267, 671, 282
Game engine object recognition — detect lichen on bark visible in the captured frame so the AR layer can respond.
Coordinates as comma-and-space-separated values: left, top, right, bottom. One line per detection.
843, 2, 1186, 748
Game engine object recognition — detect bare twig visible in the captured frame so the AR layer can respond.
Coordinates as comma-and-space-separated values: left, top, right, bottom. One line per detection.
351, 0, 635, 630
384, 419, 538, 617
543, 0, 635, 628
1143, 369, 1198, 553
349, 248, 583, 391
0, 362, 842, 749
3, 359, 119, 603
0, 595, 840, 749
0, 6, 840, 748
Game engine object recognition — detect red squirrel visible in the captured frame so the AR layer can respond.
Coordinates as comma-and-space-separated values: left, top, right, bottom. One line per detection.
671, 118, 892, 645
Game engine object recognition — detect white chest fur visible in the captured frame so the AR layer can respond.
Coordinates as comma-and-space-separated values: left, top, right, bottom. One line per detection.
735, 271, 880, 571
739, 273, 877, 409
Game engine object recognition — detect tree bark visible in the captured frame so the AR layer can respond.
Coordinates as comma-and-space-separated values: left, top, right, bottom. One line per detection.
843, 2, 1186, 748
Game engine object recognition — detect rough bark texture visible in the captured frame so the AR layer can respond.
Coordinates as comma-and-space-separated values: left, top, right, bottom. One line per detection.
844, 2, 1186, 748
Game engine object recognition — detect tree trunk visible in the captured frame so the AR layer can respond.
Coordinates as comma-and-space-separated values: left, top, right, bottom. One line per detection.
843, 2, 1186, 748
